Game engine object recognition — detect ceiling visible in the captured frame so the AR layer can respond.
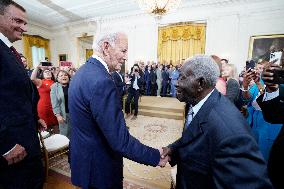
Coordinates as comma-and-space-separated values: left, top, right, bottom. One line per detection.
14, 0, 271, 28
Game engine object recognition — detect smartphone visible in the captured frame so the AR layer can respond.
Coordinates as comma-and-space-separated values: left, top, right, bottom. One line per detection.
273, 69, 284, 84
41, 62, 52, 66
270, 51, 282, 65
246, 60, 255, 70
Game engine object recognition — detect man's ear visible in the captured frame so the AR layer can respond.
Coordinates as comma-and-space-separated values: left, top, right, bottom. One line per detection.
197, 77, 206, 91
102, 41, 110, 56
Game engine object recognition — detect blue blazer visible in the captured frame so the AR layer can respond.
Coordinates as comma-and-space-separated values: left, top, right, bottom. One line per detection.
111, 71, 125, 97
169, 89, 272, 189
69, 57, 160, 189
0, 40, 41, 170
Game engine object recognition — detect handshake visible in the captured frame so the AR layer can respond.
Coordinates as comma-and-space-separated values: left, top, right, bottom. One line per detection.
158, 147, 172, 167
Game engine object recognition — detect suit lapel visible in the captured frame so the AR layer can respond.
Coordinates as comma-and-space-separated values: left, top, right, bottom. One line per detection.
180, 90, 219, 145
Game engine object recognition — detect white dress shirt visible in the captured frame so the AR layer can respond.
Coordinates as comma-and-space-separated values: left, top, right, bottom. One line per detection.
92, 54, 109, 73
0, 32, 12, 48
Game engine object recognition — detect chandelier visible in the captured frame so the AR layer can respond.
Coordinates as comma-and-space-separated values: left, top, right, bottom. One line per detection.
136, 0, 182, 19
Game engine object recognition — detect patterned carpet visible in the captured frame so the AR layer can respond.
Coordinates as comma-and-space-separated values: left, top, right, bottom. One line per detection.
50, 115, 183, 189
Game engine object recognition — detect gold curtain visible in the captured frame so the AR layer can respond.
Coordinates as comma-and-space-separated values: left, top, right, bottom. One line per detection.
158, 23, 206, 65
23, 34, 51, 68
86, 49, 93, 61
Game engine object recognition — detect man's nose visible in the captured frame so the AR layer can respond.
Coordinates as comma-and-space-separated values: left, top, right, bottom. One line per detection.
21, 24, 28, 33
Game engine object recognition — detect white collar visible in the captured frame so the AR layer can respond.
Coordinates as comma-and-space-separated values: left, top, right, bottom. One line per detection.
92, 54, 109, 73
192, 89, 214, 119
0, 32, 12, 48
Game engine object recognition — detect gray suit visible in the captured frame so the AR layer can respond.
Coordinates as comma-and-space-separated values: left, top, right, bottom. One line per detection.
50, 82, 71, 138
156, 69, 162, 96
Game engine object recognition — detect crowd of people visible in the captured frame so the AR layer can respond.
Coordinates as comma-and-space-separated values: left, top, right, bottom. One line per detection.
0, 0, 284, 189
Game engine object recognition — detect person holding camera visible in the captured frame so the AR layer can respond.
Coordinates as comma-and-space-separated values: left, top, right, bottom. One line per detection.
256, 63, 284, 189
125, 64, 144, 120
31, 63, 58, 133
241, 61, 282, 161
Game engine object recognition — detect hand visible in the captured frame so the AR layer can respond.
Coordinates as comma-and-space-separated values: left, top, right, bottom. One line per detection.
158, 148, 171, 167
3, 144, 27, 165
161, 147, 172, 158
242, 69, 255, 89
124, 77, 130, 83
134, 71, 140, 77
56, 115, 65, 124
38, 119, 47, 130
262, 64, 280, 92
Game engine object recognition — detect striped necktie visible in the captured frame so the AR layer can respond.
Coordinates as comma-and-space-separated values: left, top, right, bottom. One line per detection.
10, 46, 23, 64
185, 105, 194, 130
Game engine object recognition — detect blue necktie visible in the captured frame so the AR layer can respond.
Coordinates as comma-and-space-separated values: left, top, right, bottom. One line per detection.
185, 106, 194, 130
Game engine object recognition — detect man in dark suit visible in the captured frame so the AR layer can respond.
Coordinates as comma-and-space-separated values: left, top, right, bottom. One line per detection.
161, 55, 272, 189
111, 65, 125, 109
257, 64, 284, 189
69, 32, 167, 189
0, 0, 44, 188
125, 64, 144, 120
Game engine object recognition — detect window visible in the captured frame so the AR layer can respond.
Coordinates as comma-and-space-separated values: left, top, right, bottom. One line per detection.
32, 46, 45, 68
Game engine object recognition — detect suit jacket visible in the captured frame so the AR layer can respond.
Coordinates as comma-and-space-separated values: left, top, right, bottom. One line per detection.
50, 82, 67, 120
169, 89, 272, 189
0, 40, 41, 173
111, 71, 125, 97
257, 86, 284, 189
69, 57, 160, 189
128, 72, 144, 92
256, 85, 284, 124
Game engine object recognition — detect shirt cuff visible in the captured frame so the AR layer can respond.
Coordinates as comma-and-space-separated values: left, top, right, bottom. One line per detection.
263, 89, 279, 101
3, 144, 17, 156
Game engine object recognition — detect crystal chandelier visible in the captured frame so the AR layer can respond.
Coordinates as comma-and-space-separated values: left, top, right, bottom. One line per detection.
136, 0, 182, 19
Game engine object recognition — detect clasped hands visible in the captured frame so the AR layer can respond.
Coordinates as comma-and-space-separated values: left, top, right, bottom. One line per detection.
158, 147, 172, 167
3, 144, 27, 165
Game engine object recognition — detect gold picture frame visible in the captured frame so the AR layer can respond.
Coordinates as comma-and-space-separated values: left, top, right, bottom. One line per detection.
59, 54, 67, 61
248, 34, 284, 63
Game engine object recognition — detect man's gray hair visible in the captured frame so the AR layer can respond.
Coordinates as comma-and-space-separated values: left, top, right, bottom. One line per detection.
185, 55, 220, 87
92, 32, 122, 52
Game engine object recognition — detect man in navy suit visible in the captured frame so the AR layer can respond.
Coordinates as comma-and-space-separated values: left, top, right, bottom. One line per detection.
111, 65, 125, 109
69, 32, 167, 189
0, 0, 44, 188
161, 55, 272, 189
256, 64, 284, 189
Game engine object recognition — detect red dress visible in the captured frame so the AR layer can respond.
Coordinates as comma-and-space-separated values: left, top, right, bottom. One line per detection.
37, 79, 58, 127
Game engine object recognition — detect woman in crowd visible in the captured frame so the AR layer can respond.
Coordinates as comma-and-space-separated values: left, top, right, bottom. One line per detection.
241, 60, 282, 160
211, 55, 227, 95
31, 64, 58, 133
222, 64, 240, 105
50, 70, 71, 138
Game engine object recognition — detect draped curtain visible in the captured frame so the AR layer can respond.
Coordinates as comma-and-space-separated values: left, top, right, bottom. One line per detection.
23, 34, 50, 68
158, 23, 206, 65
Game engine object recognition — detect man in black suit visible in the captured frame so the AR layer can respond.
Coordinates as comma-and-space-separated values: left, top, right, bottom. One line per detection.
111, 65, 125, 109
161, 55, 272, 189
125, 64, 144, 120
257, 64, 284, 189
0, 0, 44, 188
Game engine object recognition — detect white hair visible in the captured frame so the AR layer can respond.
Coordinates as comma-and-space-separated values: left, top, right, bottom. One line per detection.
92, 31, 124, 52
185, 55, 220, 87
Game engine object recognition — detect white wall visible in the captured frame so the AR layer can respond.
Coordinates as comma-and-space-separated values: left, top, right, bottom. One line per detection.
18, 0, 284, 73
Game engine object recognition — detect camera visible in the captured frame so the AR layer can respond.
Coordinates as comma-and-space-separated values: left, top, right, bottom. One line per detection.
41, 62, 52, 67
134, 69, 139, 72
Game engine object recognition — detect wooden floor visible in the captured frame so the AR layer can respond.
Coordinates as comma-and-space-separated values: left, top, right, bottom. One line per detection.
44, 171, 76, 189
